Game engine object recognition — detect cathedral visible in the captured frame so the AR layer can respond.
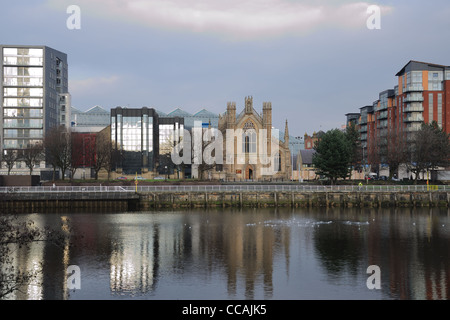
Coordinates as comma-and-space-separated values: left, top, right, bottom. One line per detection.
217, 96, 291, 181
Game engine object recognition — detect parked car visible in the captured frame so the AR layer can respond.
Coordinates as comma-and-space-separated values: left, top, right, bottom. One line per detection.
391, 176, 400, 182
379, 176, 388, 181
117, 176, 127, 180
135, 176, 145, 180
153, 176, 165, 180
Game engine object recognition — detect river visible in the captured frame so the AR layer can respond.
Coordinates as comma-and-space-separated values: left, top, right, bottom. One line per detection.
2, 207, 449, 300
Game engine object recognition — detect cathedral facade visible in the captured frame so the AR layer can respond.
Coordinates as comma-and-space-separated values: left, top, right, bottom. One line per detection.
217, 96, 291, 181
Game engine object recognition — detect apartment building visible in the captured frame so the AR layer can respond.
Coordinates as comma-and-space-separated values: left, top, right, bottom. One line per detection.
347, 60, 450, 169
0, 45, 70, 177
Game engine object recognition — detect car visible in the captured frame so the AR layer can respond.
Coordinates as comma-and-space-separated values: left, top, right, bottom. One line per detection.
379, 176, 388, 181
117, 176, 127, 180
392, 177, 400, 182
153, 176, 165, 180
135, 176, 146, 180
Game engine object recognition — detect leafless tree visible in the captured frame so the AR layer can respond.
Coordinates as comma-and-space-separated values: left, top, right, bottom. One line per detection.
0, 215, 70, 299
21, 142, 44, 175
407, 121, 450, 184
104, 147, 123, 181
378, 128, 408, 180
2, 150, 18, 175
93, 130, 111, 180
44, 126, 72, 181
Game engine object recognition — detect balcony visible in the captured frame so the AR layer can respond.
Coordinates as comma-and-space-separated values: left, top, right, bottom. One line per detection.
377, 111, 388, 120
404, 95, 424, 103
405, 125, 421, 132
404, 105, 424, 113
404, 115, 424, 123
404, 85, 424, 93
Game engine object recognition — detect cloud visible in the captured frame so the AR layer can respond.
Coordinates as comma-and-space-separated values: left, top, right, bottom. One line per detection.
69, 75, 121, 108
48, 0, 393, 40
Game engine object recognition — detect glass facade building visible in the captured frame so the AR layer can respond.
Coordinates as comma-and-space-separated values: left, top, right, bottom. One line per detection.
111, 107, 184, 175
0, 45, 70, 175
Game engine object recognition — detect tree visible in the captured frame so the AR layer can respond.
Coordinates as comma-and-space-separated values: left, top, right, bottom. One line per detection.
378, 128, 408, 180
44, 126, 72, 180
407, 121, 450, 184
93, 130, 111, 180
101, 142, 122, 181
312, 129, 352, 184
345, 122, 362, 171
2, 150, 18, 175
21, 142, 44, 175
0, 215, 70, 299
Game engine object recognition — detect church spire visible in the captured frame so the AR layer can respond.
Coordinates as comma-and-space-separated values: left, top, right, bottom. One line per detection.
284, 119, 289, 145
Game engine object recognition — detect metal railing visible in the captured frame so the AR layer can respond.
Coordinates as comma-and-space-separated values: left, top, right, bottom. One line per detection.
0, 185, 448, 194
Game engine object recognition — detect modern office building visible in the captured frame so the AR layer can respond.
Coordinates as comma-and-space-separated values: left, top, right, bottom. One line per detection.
157, 108, 219, 130
71, 105, 110, 133
110, 107, 184, 176
0, 45, 70, 176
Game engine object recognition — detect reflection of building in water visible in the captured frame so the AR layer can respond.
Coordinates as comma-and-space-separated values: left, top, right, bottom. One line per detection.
366, 208, 449, 300
6, 215, 68, 300
220, 212, 291, 299
109, 224, 159, 295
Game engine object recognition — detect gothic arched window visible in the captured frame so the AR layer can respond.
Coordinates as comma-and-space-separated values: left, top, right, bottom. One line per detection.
274, 152, 281, 172
242, 121, 256, 153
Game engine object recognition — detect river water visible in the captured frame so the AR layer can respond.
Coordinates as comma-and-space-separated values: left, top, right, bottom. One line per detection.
3, 207, 449, 300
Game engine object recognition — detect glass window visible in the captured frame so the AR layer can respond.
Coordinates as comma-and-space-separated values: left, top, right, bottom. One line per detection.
274, 153, 281, 172
428, 71, 443, 91
429, 93, 434, 123
438, 94, 443, 128
3, 119, 43, 128
159, 124, 174, 155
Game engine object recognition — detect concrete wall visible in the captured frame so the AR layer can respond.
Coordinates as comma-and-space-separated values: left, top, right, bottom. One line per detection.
2, 190, 449, 213
137, 191, 450, 210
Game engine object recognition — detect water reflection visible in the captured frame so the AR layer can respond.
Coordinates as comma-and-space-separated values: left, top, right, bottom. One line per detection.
2, 207, 449, 300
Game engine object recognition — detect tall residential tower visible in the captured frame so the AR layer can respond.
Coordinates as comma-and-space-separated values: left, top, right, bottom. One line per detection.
0, 45, 70, 176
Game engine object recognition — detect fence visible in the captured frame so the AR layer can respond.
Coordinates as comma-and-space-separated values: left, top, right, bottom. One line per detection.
0, 184, 448, 194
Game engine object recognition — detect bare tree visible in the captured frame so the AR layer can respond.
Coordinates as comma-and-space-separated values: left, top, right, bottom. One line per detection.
93, 130, 111, 180
21, 142, 44, 175
407, 122, 450, 184
378, 128, 408, 180
2, 150, 18, 175
44, 126, 72, 181
102, 145, 122, 181
0, 215, 70, 299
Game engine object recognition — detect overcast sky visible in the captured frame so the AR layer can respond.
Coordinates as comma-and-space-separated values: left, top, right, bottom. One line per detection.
2, 0, 450, 136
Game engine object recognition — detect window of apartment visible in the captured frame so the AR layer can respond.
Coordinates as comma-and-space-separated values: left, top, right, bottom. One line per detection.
438, 94, 443, 128
428, 71, 443, 91
429, 93, 434, 123
412, 71, 422, 84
